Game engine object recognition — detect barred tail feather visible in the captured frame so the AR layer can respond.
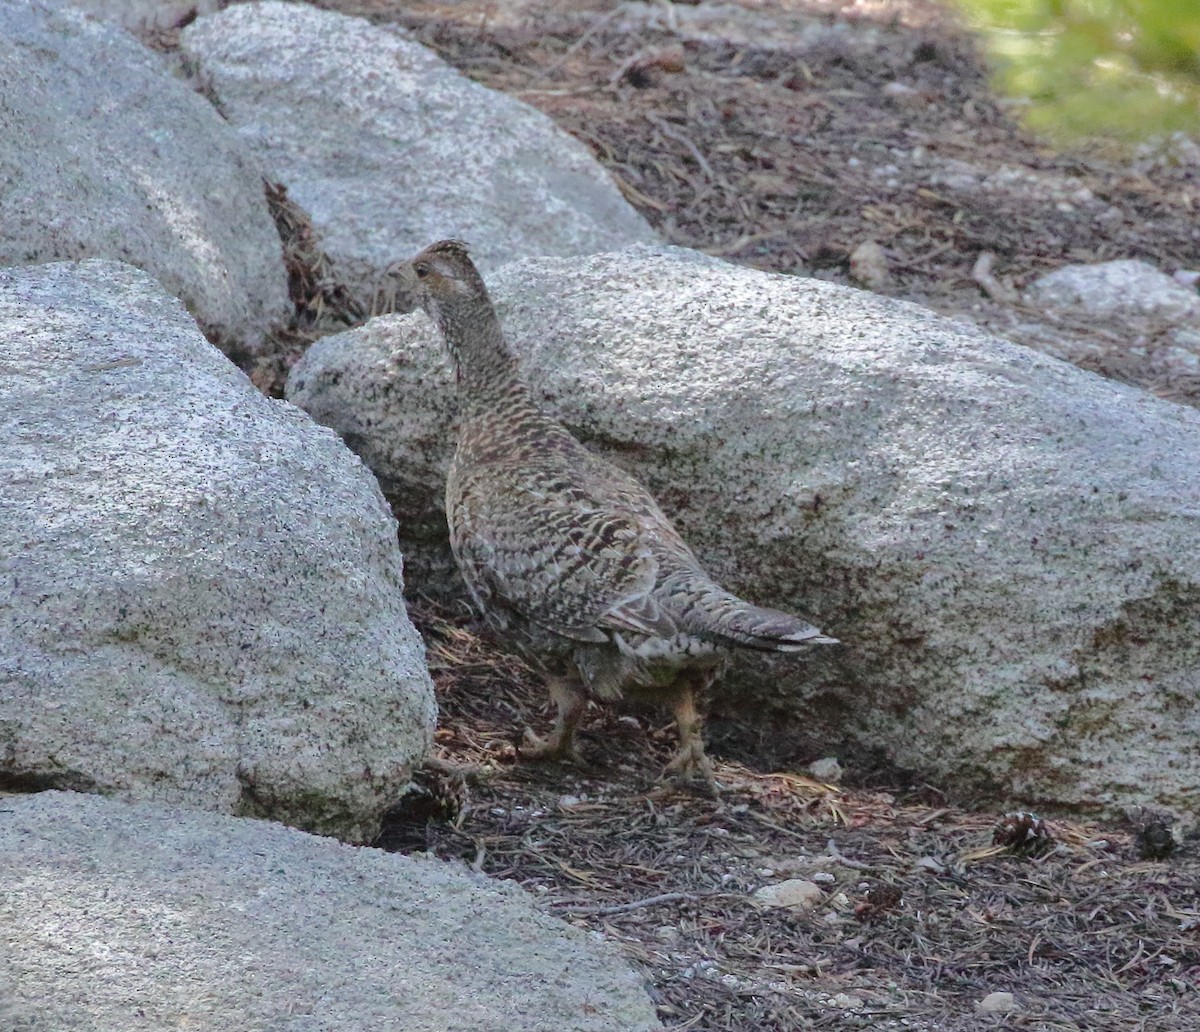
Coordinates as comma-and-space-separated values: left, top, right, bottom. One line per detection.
711, 604, 839, 652
675, 579, 839, 652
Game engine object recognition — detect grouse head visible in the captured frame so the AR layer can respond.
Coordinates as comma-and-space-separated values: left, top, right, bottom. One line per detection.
402, 239, 516, 390
405, 239, 488, 320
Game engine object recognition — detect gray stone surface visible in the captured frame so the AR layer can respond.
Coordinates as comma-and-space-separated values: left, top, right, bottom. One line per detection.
0, 791, 660, 1032
180, 0, 656, 304
68, 0, 224, 33
0, 0, 290, 356
289, 244, 1200, 818
1026, 258, 1200, 322
289, 311, 464, 592
615, 0, 879, 52
1, 260, 435, 843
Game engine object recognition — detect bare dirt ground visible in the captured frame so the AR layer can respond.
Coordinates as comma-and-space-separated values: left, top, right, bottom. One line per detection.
385, 603, 1200, 1032
166, 1, 1200, 1027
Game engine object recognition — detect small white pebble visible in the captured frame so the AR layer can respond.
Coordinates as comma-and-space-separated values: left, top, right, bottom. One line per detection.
752, 879, 823, 910
557, 794, 582, 808
812, 871, 836, 884
978, 991, 1017, 1014
849, 241, 889, 290
757, 868, 776, 878
832, 993, 865, 1010
808, 757, 844, 782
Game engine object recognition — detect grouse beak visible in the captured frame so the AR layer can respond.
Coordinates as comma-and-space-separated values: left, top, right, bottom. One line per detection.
383, 258, 423, 315
384, 258, 416, 287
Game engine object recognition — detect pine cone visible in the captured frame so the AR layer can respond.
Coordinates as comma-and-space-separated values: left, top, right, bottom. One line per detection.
378, 765, 466, 851
404, 766, 466, 825
854, 882, 903, 922
993, 811, 1054, 856
1132, 809, 1176, 861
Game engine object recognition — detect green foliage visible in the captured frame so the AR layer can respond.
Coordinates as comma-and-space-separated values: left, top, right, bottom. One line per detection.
955, 0, 1200, 143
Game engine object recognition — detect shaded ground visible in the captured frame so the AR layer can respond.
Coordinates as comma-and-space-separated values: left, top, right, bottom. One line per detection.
284, 1, 1199, 1027
381, 604, 1200, 1032
311, 0, 1200, 404
149, 1, 1200, 1027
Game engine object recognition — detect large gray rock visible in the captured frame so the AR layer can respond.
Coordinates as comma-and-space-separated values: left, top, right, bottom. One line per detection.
179, 1, 656, 304
1026, 258, 1200, 322
0, 260, 436, 843
0, 0, 290, 356
288, 244, 1200, 819
288, 312, 464, 592
0, 792, 659, 1032
1024, 259, 1200, 390
68, 0, 224, 33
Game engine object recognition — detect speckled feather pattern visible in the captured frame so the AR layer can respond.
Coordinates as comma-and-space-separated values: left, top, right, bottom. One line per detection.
413, 240, 835, 704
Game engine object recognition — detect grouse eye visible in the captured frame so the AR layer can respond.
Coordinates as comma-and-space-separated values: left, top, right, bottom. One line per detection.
414, 262, 431, 279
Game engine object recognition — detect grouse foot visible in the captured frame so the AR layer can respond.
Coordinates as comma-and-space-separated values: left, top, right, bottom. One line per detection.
663, 739, 721, 796
519, 675, 587, 765
520, 728, 584, 765
662, 680, 721, 795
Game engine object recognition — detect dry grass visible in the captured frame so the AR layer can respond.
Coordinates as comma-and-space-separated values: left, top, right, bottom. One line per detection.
264, 179, 365, 332
380, 603, 1200, 1031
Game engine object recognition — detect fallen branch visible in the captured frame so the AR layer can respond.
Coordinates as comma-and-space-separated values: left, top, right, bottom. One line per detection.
971, 251, 1018, 303
553, 890, 725, 916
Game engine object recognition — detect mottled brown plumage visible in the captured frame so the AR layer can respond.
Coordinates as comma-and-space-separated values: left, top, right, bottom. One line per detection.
406, 239, 837, 789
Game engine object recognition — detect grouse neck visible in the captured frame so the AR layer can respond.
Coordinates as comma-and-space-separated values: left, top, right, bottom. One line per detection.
434, 297, 524, 400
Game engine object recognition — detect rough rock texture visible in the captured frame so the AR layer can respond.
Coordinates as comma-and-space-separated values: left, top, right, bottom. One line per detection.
288, 312, 464, 591
0, 0, 290, 356
1023, 258, 1200, 382
1026, 259, 1200, 322
68, 0, 224, 33
289, 244, 1200, 818
0, 792, 660, 1032
0, 260, 436, 842
179, 1, 656, 305
617, 0, 884, 51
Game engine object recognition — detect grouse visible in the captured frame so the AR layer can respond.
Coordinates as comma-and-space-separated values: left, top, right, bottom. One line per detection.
404, 240, 837, 790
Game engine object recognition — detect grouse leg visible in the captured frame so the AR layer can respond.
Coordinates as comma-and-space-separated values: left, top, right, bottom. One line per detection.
521, 675, 587, 764
662, 672, 720, 795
